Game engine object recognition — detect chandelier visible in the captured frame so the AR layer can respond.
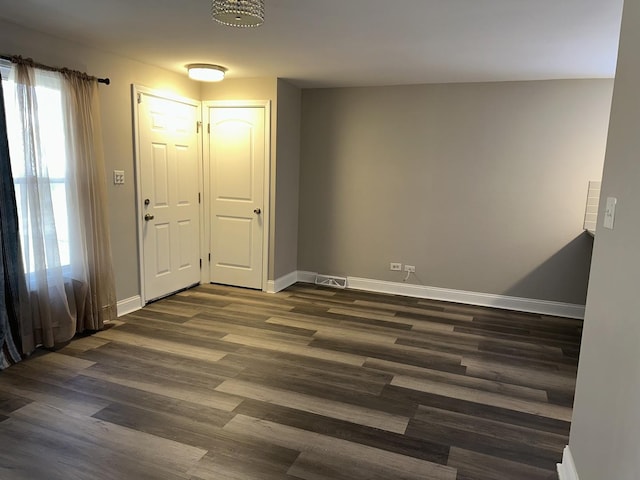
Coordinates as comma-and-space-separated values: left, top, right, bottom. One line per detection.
212, 0, 265, 27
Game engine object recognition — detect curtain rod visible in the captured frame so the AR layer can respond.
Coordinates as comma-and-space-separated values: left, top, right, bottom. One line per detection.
0, 55, 110, 85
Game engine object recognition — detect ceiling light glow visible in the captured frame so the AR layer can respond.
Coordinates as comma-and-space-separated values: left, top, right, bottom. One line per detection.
187, 64, 226, 82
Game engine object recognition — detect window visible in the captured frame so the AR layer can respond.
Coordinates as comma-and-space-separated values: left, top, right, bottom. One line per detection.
1, 64, 71, 273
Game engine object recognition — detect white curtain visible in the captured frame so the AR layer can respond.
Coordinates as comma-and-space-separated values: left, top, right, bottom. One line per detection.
6, 61, 116, 353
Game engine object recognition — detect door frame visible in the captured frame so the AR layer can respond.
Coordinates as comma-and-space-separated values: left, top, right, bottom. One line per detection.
203, 100, 271, 292
132, 85, 204, 304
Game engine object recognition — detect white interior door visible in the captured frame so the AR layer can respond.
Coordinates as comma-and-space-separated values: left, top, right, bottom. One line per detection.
137, 90, 201, 302
208, 105, 266, 289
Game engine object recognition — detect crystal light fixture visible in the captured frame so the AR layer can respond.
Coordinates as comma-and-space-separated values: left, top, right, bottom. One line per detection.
212, 0, 265, 27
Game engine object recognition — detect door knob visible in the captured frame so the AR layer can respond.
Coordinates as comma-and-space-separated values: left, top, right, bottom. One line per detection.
144, 213, 155, 221
254, 208, 261, 214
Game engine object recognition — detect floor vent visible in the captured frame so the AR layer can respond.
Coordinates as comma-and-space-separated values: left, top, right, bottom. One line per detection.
315, 274, 347, 289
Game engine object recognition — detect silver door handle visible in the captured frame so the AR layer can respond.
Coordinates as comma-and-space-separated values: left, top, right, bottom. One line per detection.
254, 208, 261, 214
144, 213, 155, 221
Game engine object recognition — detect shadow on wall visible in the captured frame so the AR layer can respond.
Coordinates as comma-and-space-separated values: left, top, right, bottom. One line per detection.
504, 233, 594, 305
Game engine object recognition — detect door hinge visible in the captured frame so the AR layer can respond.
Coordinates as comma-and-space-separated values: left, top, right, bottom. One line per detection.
198, 192, 201, 204
137, 93, 142, 104
208, 253, 211, 262
207, 123, 211, 134
199, 259, 202, 269
197, 121, 202, 133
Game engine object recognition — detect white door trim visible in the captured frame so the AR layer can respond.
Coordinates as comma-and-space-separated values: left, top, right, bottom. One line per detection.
202, 100, 271, 291
132, 85, 204, 305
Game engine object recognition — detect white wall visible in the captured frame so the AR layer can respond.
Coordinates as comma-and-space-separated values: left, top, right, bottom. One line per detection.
568, 0, 640, 478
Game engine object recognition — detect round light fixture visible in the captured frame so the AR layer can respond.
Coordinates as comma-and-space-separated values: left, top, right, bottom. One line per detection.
187, 64, 226, 82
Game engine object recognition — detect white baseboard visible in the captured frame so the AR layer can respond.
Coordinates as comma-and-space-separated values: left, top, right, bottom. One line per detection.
266, 270, 300, 293
348, 277, 585, 319
297, 271, 318, 284
557, 446, 579, 480
296, 273, 585, 319
117, 295, 143, 317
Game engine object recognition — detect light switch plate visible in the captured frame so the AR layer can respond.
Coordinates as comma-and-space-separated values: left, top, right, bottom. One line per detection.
113, 170, 125, 185
603, 196, 617, 230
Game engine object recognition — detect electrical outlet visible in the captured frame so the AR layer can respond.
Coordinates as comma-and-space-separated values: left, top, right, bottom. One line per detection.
390, 262, 402, 271
404, 265, 416, 273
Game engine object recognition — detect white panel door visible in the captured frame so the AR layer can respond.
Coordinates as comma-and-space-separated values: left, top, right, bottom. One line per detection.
138, 92, 201, 301
209, 106, 265, 289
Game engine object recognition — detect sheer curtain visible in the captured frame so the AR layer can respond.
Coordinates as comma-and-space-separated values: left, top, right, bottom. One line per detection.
6, 61, 116, 353
61, 72, 117, 332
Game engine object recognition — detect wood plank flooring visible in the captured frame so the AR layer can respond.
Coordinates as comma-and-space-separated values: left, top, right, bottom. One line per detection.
0, 283, 582, 480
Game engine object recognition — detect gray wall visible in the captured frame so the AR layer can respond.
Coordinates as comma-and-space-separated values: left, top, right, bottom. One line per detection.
569, 0, 640, 478
299, 80, 613, 304
0, 19, 201, 302
274, 79, 301, 278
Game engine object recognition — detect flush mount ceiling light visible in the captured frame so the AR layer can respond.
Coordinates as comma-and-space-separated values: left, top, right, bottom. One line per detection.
187, 64, 227, 82
211, 0, 265, 27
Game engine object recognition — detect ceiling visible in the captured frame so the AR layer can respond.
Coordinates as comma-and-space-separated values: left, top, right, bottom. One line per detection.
0, 0, 624, 88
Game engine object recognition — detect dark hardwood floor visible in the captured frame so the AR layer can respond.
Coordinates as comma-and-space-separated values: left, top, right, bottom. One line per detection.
0, 283, 582, 479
